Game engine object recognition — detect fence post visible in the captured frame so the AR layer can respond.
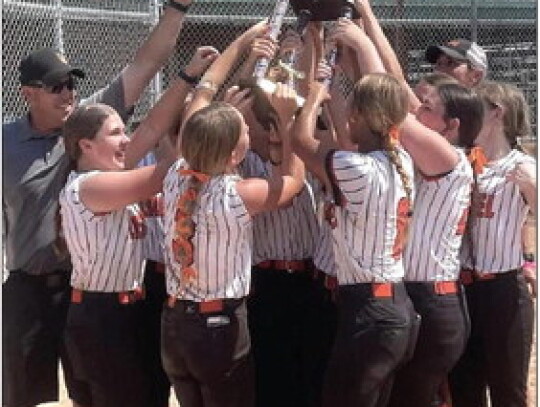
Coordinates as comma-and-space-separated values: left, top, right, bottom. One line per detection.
394, 0, 406, 73
54, 0, 64, 53
149, 0, 162, 105
470, 0, 478, 42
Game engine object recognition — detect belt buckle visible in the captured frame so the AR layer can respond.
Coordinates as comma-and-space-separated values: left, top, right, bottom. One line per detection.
475, 271, 496, 281
185, 303, 197, 314
284, 261, 294, 274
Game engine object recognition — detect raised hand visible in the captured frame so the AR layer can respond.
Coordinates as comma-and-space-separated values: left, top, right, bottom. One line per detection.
279, 29, 304, 57
223, 85, 253, 116
250, 36, 279, 60
269, 83, 299, 126
506, 161, 536, 191
185, 46, 220, 77
329, 17, 366, 49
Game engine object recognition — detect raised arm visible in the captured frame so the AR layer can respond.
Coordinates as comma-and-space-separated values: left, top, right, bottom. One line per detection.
120, 0, 192, 108
236, 83, 305, 215
183, 21, 269, 122
124, 46, 219, 167
329, 18, 385, 77
79, 164, 171, 213
331, 19, 458, 176
355, 0, 421, 112
291, 80, 332, 189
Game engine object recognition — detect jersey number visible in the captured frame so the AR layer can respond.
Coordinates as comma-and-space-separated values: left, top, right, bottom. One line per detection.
474, 192, 495, 218
392, 198, 410, 260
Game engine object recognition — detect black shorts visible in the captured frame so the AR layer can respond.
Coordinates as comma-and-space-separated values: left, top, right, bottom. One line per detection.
2, 270, 91, 407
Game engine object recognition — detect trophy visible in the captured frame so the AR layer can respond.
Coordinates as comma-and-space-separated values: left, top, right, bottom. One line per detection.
290, 0, 359, 21
322, 0, 356, 87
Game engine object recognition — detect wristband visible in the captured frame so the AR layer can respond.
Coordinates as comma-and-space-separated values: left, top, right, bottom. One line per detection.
178, 69, 199, 85
167, 0, 190, 13
195, 79, 218, 94
524, 252, 535, 262
523, 261, 536, 270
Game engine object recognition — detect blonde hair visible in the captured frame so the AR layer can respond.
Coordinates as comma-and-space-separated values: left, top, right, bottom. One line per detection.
351, 73, 413, 206
475, 80, 531, 150
181, 102, 242, 175
419, 72, 459, 87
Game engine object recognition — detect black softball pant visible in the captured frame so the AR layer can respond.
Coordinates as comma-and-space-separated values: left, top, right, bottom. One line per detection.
2, 270, 91, 407
322, 282, 419, 407
140, 260, 171, 407
388, 281, 470, 407
161, 298, 254, 407
248, 267, 335, 407
64, 292, 151, 407
449, 270, 534, 407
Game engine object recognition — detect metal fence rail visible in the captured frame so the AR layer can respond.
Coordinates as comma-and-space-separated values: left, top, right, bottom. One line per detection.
2, 0, 537, 140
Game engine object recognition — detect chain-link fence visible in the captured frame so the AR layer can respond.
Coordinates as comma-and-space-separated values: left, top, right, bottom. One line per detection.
3, 0, 537, 140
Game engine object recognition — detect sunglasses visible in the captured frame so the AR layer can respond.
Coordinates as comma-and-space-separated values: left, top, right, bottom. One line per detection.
29, 77, 77, 94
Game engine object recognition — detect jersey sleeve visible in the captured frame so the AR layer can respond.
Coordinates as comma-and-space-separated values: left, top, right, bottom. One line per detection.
330, 150, 374, 211
63, 171, 107, 222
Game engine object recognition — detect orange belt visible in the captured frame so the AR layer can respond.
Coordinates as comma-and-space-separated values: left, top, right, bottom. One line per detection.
71, 288, 145, 305
256, 259, 313, 272
432, 281, 459, 295
372, 282, 393, 298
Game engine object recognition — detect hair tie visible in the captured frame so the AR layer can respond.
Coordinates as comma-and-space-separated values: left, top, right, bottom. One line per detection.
389, 126, 400, 142
467, 146, 488, 174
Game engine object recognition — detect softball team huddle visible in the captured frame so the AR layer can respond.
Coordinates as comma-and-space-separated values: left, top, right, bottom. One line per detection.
54, 1, 535, 407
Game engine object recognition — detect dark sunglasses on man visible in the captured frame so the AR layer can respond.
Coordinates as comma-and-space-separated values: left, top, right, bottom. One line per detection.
28, 76, 77, 94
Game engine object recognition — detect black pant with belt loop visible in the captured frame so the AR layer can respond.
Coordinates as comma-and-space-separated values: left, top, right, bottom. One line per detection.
140, 260, 171, 407
64, 290, 151, 407
449, 269, 534, 407
322, 282, 419, 407
387, 281, 470, 407
247, 264, 330, 407
161, 298, 254, 407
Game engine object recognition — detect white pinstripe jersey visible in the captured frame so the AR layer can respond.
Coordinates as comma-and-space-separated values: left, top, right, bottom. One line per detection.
403, 149, 472, 281
329, 148, 415, 284
60, 171, 146, 292
312, 178, 337, 276
162, 159, 253, 301
137, 153, 165, 264
238, 151, 319, 264
460, 149, 535, 272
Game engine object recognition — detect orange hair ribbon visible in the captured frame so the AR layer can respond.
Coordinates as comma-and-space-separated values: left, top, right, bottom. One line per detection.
388, 126, 400, 147
467, 146, 488, 175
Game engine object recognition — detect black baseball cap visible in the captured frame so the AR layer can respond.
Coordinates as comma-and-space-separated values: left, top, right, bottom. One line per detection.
425, 39, 488, 71
19, 48, 85, 86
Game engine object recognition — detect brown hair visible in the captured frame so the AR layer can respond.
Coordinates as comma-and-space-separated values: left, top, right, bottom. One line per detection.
238, 77, 279, 132
180, 101, 242, 175
351, 73, 413, 206
62, 103, 117, 161
475, 80, 531, 150
419, 72, 459, 87
437, 83, 484, 149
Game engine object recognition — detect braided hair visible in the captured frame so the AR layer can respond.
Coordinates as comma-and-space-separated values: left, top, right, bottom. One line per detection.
172, 103, 244, 291
351, 73, 413, 209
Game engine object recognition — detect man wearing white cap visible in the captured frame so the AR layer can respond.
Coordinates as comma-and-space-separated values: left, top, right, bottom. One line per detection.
425, 38, 488, 88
